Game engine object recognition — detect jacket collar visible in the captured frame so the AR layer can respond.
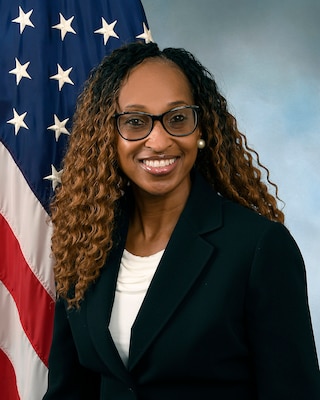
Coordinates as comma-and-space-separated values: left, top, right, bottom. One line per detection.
86, 171, 224, 377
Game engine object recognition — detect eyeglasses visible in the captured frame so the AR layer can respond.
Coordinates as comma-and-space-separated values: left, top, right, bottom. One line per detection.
113, 105, 199, 141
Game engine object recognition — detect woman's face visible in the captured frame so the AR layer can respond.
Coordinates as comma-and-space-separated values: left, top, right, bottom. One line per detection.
116, 59, 201, 199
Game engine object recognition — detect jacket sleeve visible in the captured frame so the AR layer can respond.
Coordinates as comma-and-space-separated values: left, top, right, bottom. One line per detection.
43, 298, 100, 399
246, 222, 320, 399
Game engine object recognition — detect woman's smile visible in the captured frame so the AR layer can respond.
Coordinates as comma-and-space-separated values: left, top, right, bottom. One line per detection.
140, 156, 178, 175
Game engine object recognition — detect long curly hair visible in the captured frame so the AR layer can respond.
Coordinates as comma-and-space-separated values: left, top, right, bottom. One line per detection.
51, 42, 284, 308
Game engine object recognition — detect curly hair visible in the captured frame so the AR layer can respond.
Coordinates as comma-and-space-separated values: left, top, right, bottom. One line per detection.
51, 42, 284, 308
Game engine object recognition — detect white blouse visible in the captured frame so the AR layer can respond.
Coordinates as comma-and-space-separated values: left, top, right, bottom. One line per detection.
108, 248, 164, 367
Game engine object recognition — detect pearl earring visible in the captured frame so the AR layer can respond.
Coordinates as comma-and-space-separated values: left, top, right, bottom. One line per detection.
197, 138, 206, 149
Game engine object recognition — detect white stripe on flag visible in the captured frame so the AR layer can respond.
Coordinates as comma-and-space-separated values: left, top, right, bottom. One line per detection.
0, 281, 48, 400
0, 142, 55, 298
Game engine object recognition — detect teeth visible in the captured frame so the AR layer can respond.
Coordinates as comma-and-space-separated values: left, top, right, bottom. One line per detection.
144, 158, 176, 167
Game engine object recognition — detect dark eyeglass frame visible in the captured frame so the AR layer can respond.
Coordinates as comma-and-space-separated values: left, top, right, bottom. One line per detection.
113, 105, 200, 141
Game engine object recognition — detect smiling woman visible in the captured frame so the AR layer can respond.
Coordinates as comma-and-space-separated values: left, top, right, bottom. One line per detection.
43, 42, 320, 399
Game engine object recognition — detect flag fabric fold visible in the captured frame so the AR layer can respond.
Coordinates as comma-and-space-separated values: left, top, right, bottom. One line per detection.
0, 1, 151, 398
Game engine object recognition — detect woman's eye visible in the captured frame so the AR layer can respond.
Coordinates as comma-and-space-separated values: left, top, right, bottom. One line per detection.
169, 113, 186, 124
124, 116, 146, 127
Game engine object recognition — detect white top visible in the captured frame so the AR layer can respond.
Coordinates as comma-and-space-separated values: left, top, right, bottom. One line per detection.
108, 248, 164, 367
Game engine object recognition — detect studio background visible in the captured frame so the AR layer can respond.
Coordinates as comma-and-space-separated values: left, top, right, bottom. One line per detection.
142, 0, 320, 354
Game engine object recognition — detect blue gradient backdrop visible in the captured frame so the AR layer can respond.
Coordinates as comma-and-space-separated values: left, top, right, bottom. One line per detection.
143, 0, 320, 354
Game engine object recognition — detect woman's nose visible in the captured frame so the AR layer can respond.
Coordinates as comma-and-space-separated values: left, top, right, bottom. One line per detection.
144, 120, 172, 151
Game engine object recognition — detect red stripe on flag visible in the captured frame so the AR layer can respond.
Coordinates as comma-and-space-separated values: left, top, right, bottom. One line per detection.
0, 349, 20, 400
0, 214, 55, 366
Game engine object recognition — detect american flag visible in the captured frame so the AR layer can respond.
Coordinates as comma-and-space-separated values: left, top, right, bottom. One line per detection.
0, 1, 152, 398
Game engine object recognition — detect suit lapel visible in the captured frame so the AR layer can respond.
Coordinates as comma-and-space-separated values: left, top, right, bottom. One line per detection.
128, 172, 223, 370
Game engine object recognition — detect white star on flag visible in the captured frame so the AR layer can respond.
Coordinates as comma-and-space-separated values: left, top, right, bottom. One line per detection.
50, 64, 74, 91
7, 108, 29, 135
12, 6, 35, 34
52, 13, 76, 41
136, 22, 153, 44
48, 115, 70, 141
94, 18, 119, 45
44, 165, 63, 191
9, 58, 31, 85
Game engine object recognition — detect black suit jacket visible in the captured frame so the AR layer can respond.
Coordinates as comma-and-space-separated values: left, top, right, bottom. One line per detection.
44, 172, 320, 399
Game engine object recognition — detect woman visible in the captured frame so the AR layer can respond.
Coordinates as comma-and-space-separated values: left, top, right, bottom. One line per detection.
44, 42, 320, 399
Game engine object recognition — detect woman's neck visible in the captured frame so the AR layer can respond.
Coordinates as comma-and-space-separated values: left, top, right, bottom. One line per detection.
125, 187, 189, 256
